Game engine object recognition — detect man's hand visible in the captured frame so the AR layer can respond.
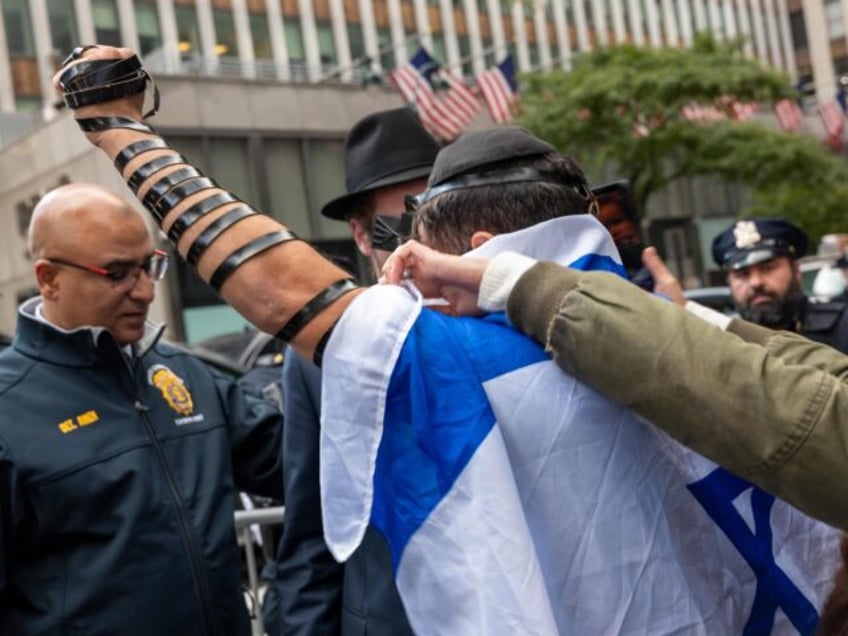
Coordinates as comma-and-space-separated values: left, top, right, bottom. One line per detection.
642, 246, 686, 306
53, 45, 150, 145
381, 241, 488, 316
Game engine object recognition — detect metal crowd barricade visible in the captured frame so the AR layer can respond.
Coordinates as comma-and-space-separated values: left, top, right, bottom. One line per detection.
235, 505, 285, 636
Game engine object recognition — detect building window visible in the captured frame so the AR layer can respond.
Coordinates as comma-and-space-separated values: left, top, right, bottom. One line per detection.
316, 21, 337, 72
91, 0, 121, 46
347, 22, 367, 63
431, 33, 447, 63
458, 34, 472, 76
826, 0, 845, 40
214, 8, 239, 57
789, 10, 807, 49
377, 28, 392, 70
175, 5, 201, 57
311, 139, 351, 241
13, 96, 41, 111
3, 0, 35, 56
482, 37, 495, 67
250, 12, 272, 59
135, 0, 162, 56
284, 19, 306, 78
47, 0, 78, 60
264, 138, 311, 236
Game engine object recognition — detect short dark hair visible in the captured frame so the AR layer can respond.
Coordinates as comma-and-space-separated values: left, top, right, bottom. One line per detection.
345, 192, 377, 234
412, 152, 593, 254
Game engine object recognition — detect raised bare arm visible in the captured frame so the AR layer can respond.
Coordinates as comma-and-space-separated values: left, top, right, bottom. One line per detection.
54, 45, 362, 362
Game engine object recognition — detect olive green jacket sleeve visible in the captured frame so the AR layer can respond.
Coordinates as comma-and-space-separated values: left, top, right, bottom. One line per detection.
507, 262, 848, 529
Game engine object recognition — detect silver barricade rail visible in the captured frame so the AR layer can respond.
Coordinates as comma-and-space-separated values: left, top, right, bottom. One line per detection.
235, 506, 285, 636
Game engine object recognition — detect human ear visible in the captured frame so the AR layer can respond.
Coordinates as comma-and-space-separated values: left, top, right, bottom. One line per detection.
470, 231, 494, 250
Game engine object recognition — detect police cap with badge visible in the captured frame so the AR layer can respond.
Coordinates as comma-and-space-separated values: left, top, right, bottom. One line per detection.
711, 218, 809, 271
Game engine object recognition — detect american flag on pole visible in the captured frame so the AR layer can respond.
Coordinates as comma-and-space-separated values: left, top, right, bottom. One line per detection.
390, 47, 479, 142
818, 99, 845, 150
475, 55, 518, 124
774, 98, 804, 133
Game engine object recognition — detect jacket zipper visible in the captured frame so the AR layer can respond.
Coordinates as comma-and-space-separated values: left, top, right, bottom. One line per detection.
108, 339, 220, 635
133, 400, 219, 636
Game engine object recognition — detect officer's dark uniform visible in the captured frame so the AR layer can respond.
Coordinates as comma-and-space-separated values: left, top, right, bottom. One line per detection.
712, 218, 848, 353
837, 254, 848, 304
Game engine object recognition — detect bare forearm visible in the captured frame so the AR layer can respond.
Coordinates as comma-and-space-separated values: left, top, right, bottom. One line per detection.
61, 51, 360, 361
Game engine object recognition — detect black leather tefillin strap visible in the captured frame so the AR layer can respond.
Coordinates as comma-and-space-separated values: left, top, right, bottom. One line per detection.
77, 116, 157, 135
208, 231, 300, 292
140, 167, 210, 222
57, 46, 160, 118
275, 279, 359, 342
185, 206, 257, 267
114, 139, 169, 174
127, 154, 187, 194
166, 192, 239, 244
152, 177, 219, 223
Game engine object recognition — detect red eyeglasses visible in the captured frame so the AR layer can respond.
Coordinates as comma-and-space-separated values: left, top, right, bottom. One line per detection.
48, 249, 169, 291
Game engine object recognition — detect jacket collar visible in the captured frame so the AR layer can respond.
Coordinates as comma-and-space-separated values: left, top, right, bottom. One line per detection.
14, 297, 165, 366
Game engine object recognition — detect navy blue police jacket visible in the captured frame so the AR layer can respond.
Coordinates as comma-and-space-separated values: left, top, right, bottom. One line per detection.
0, 298, 283, 636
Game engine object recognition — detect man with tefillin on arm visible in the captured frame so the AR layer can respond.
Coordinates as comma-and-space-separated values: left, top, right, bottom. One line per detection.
44, 44, 842, 636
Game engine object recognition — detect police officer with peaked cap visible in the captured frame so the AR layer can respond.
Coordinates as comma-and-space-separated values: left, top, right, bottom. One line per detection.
711, 217, 848, 352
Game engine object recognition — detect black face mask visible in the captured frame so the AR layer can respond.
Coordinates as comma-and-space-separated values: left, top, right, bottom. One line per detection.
737, 279, 806, 330
371, 214, 414, 251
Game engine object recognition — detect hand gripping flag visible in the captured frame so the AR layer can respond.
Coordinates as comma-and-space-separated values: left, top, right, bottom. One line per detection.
476, 55, 518, 124
390, 47, 479, 142
320, 215, 840, 635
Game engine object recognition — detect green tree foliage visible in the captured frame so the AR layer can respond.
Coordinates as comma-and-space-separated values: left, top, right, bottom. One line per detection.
518, 34, 848, 238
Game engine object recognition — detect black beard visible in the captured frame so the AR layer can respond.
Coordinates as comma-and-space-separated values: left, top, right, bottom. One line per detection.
737, 283, 805, 330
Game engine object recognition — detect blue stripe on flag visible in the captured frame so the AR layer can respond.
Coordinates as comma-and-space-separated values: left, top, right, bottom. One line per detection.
372, 310, 548, 572
568, 252, 629, 277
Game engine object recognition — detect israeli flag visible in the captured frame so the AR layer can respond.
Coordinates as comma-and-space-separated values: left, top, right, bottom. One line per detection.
320, 216, 840, 635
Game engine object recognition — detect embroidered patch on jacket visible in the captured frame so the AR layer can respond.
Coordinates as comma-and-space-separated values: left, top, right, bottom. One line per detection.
57, 409, 100, 434
148, 364, 195, 416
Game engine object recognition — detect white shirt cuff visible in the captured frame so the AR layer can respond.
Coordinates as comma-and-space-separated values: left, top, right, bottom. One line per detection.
684, 300, 732, 330
479, 252, 538, 312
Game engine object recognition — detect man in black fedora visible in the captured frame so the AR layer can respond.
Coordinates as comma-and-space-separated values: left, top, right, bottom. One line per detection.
322, 108, 441, 279
263, 107, 438, 636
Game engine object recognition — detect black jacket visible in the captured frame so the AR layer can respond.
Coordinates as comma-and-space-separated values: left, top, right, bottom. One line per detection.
265, 349, 412, 636
799, 297, 848, 353
0, 299, 283, 635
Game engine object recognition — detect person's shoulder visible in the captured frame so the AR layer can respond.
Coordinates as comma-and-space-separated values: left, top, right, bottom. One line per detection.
0, 343, 36, 395
803, 296, 848, 332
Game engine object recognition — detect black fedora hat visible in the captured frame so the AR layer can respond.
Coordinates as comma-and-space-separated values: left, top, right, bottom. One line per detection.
321, 108, 441, 220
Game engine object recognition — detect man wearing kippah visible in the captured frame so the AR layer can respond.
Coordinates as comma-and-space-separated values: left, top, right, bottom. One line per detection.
53, 45, 840, 636
711, 218, 848, 352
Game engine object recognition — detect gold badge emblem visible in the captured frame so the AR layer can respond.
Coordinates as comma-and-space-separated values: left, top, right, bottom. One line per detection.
733, 220, 761, 249
148, 364, 194, 416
